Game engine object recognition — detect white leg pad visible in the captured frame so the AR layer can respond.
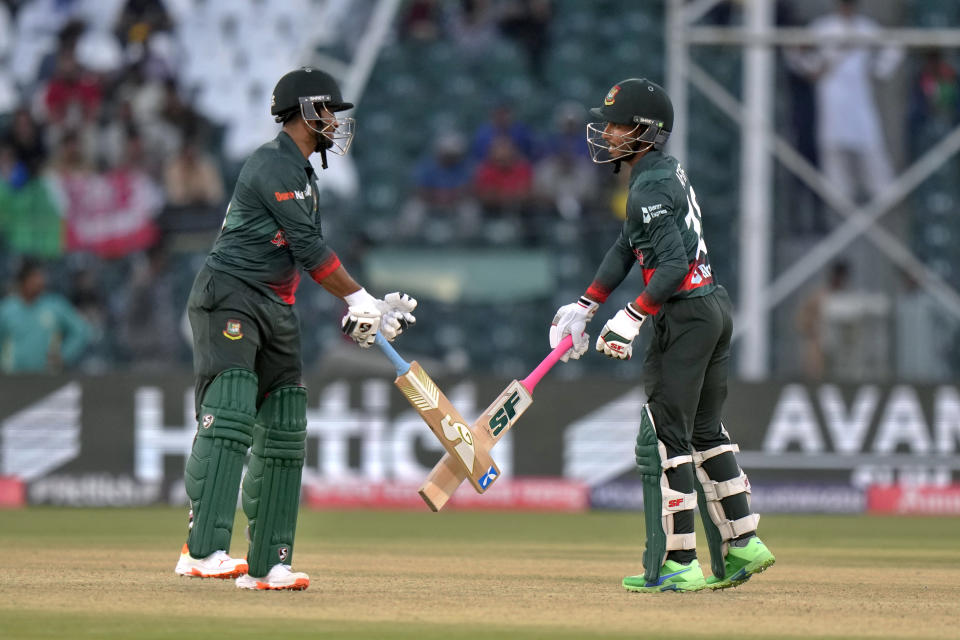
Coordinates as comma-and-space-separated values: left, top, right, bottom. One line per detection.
716, 513, 761, 541
659, 459, 698, 552
693, 441, 759, 556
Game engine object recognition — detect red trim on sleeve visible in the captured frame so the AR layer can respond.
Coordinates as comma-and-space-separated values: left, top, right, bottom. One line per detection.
585, 283, 611, 303
633, 292, 661, 316
308, 253, 342, 283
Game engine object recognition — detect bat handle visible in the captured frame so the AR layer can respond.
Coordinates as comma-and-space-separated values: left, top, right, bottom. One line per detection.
520, 333, 574, 394
374, 332, 411, 376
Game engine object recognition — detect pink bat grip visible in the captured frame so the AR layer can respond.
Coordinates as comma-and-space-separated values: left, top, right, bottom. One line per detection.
521, 333, 575, 394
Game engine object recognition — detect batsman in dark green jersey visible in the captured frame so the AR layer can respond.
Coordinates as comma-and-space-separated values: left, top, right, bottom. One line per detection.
174, 67, 417, 591
550, 78, 775, 593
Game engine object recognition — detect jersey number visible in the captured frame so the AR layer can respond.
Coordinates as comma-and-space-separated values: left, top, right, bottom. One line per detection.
684, 184, 708, 259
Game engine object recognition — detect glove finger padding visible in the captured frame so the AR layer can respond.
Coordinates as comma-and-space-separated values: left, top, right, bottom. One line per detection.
376, 292, 417, 341
383, 292, 417, 314
550, 296, 599, 362
595, 306, 646, 361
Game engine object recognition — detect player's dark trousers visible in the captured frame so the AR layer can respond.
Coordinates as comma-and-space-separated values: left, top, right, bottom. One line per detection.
188, 265, 303, 411
643, 286, 733, 459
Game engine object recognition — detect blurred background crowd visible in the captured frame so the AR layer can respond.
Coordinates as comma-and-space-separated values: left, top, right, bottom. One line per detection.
1, 0, 959, 382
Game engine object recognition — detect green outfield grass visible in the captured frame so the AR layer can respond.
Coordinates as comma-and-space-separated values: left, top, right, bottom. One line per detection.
0, 508, 957, 639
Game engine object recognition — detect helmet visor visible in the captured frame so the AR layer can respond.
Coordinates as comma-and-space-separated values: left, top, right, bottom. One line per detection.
586, 121, 645, 164
300, 96, 356, 156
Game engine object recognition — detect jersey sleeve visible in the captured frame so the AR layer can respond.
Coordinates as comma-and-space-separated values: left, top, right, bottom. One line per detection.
253, 166, 339, 277
626, 184, 688, 316
585, 230, 635, 303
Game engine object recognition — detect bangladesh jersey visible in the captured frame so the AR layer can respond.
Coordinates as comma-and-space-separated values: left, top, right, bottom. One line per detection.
586, 150, 716, 315
206, 131, 341, 304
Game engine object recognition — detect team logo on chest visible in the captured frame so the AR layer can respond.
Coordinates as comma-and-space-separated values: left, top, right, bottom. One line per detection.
271, 229, 288, 247
223, 319, 243, 340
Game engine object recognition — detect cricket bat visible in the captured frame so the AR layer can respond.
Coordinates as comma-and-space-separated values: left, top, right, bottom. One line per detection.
375, 333, 501, 493
418, 334, 574, 511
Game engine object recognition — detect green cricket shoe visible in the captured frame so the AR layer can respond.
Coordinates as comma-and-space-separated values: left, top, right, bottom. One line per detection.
705, 537, 776, 590
622, 559, 706, 593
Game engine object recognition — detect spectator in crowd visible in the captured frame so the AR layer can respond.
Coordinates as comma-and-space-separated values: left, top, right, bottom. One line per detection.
792, 0, 903, 204
0, 140, 63, 258
908, 48, 960, 158
796, 261, 851, 380
43, 46, 103, 129
400, 131, 479, 239
0, 259, 91, 373
0, 140, 29, 190
473, 134, 533, 218
795, 260, 891, 380
533, 100, 596, 220
4, 107, 47, 180
540, 101, 591, 161
448, 0, 499, 60
400, 0, 443, 42
163, 140, 224, 208
498, 0, 552, 82
119, 240, 182, 369
779, 0, 826, 236
470, 100, 537, 161
533, 143, 597, 221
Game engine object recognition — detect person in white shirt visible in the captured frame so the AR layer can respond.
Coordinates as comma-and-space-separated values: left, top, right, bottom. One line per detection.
793, 0, 903, 204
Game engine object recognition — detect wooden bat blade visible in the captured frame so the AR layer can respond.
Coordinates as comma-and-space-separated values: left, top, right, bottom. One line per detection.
396, 361, 500, 493
415, 335, 574, 510
417, 380, 533, 509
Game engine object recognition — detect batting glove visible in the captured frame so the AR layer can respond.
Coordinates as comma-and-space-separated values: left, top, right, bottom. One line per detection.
550, 296, 599, 362
595, 304, 646, 360
377, 292, 417, 342
341, 288, 381, 348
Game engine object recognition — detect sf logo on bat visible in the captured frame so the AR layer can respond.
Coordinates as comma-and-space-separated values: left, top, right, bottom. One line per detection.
488, 386, 531, 436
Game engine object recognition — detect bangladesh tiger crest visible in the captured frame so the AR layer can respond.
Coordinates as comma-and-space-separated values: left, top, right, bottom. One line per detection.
604, 84, 621, 106
223, 319, 243, 340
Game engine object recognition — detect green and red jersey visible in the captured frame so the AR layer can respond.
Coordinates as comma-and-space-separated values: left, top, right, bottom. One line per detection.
206, 131, 340, 304
586, 150, 716, 315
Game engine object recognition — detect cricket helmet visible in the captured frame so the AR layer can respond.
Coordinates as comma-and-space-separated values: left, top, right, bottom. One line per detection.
586, 78, 673, 166
271, 67, 356, 166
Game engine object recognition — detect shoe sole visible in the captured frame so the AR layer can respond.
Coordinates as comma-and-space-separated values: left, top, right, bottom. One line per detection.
623, 580, 706, 593
237, 578, 309, 591
707, 555, 776, 591
176, 565, 248, 580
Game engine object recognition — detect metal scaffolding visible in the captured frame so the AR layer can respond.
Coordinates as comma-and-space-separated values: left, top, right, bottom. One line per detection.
666, 0, 960, 380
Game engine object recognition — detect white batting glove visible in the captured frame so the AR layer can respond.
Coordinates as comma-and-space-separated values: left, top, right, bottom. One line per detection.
376, 292, 417, 342
341, 288, 381, 348
550, 296, 599, 362
595, 304, 646, 360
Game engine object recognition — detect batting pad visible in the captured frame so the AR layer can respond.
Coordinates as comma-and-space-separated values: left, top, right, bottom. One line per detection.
692, 434, 760, 579
242, 386, 307, 578
186, 368, 258, 558
636, 405, 697, 583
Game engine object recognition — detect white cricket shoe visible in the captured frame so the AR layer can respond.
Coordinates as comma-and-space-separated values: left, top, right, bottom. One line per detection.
235, 563, 310, 591
174, 543, 248, 579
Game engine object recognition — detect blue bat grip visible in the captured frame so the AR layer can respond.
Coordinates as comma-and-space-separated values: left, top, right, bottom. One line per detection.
375, 332, 411, 376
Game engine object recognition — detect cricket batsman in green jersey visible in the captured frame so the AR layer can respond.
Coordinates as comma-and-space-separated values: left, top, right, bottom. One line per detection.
174, 67, 417, 590
550, 78, 775, 592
